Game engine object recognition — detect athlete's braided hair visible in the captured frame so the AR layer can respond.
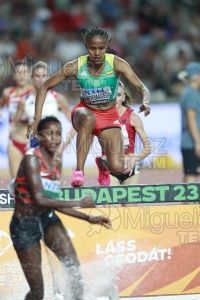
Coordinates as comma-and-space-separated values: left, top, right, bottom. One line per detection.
81, 26, 111, 43
81, 26, 119, 56
106, 46, 118, 55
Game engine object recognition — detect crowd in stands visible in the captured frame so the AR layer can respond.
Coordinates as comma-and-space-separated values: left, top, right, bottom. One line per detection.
0, 0, 200, 103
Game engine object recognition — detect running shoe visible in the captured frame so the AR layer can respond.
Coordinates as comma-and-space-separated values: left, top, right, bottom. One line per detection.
95, 156, 110, 186
71, 170, 84, 187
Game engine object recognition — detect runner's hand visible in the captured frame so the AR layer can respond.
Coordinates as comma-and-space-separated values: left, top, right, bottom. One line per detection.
88, 215, 112, 229
26, 120, 38, 139
138, 104, 150, 117
123, 155, 139, 175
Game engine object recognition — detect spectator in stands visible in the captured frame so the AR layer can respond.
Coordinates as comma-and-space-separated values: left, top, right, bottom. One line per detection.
178, 62, 200, 183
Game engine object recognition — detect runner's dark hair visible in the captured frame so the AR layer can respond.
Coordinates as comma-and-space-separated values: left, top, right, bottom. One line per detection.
81, 26, 119, 55
37, 116, 61, 133
81, 26, 111, 43
106, 46, 118, 55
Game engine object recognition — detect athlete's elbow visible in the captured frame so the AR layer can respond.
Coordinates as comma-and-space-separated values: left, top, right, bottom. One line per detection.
32, 192, 45, 206
39, 82, 50, 93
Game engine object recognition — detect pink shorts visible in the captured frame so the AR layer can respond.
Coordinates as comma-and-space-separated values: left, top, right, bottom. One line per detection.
71, 102, 121, 136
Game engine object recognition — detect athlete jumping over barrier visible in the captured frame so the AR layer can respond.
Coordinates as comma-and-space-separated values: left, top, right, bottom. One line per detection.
26, 26, 150, 188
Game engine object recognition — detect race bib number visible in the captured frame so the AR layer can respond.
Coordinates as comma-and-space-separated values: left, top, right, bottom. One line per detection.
80, 86, 112, 104
41, 178, 61, 199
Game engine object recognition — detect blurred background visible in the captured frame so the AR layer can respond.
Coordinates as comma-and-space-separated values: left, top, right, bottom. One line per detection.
1, 0, 200, 186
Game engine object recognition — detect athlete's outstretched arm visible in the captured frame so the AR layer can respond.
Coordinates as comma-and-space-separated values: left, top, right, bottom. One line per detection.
56, 208, 112, 229
123, 112, 151, 175
21, 154, 94, 209
114, 56, 151, 116
130, 112, 151, 160
27, 60, 78, 137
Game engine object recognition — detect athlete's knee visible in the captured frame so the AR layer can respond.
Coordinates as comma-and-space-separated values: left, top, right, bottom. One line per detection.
80, 113, 95, 128
73, 108, 95, 132
109, 160, 124, 175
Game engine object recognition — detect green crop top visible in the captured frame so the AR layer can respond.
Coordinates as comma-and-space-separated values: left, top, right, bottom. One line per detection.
77, 53, 120, 105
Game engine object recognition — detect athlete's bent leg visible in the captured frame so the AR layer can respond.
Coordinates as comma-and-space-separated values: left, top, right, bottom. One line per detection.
71, 107, 95, 186
98, 127, 124, 175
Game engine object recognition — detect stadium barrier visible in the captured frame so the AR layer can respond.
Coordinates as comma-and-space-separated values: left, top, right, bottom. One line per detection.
1, 182, 200, 209
0, 183, 200, 299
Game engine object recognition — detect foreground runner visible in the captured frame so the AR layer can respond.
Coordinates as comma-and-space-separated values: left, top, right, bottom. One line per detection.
10, 116, 111, 300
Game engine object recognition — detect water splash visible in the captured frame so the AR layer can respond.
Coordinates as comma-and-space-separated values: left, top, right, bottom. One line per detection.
82, 261, 119, 300
3, 212, 119, 300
